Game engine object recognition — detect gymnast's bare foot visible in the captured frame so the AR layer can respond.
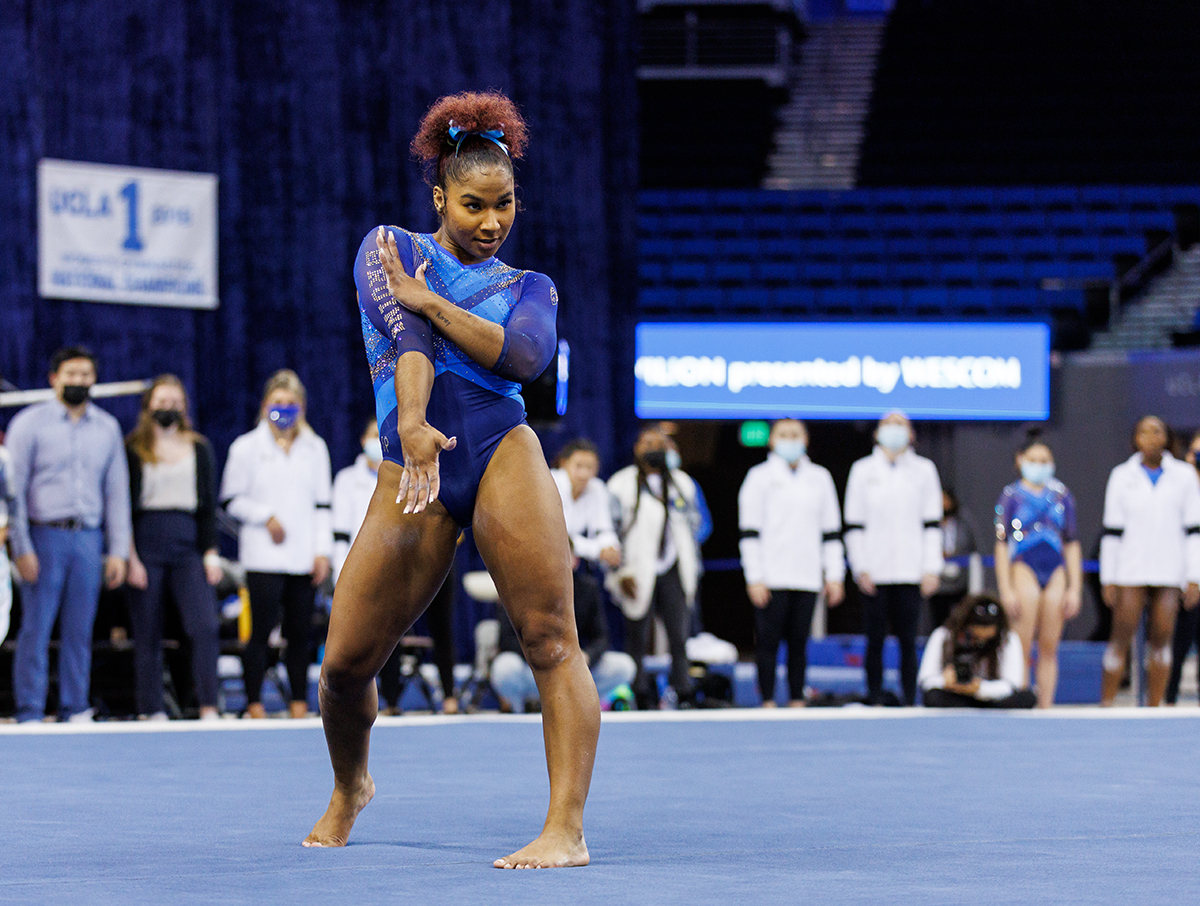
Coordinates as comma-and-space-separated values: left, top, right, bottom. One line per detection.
302, 774, 375, 847
493, 828, 589, 869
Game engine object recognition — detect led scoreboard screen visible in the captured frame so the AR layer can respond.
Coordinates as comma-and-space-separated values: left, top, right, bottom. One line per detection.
634, 322, 1050, 420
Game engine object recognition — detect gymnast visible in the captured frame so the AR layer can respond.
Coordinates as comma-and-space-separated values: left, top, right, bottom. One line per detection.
304, 91, 599, 868
993, 433, 1082, 708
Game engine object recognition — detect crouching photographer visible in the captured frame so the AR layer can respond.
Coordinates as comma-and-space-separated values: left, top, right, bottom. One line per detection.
918, 595, 1035, 708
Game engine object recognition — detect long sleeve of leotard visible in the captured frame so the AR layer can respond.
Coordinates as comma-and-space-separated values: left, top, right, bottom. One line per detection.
354, 227, 435, 364
491, 272, 558, 383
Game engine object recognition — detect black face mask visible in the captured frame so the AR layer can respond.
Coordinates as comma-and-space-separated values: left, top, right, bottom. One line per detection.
641, 449, 668, 472
61, 384, 90, 406
151, 409, 183, 429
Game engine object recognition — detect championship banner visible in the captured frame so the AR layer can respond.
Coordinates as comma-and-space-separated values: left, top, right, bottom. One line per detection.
38, 159, 218, 309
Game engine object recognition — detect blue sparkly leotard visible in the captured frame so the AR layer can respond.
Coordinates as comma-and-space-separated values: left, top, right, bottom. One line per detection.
354, 226, 558, 525
994, 479, 1078, 588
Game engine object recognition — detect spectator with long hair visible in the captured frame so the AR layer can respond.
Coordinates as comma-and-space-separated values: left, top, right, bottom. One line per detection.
306, 91, 597, 868
125, 374, 221, 720
607, 426, 704, 710
220, 369, 332, 719
1100, 416, 1200, 706
993, 433, 1082, 708
918, 595, 1034, 708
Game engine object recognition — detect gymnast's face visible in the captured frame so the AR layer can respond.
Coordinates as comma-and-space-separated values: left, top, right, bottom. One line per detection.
433, 165, 516, 265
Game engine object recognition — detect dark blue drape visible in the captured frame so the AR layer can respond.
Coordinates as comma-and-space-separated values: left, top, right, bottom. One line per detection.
1, 0, 636, 467
1, 0, 638, 661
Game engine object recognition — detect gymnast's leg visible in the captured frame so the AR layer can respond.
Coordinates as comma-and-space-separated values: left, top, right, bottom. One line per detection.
473, 426, 600, 869
304, 461, 459, 846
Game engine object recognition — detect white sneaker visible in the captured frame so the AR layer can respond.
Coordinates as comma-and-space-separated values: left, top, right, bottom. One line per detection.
138, 712, 169, 722
66, 708, 95, 723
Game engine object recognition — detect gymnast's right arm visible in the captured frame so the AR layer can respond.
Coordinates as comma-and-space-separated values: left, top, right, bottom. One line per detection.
355, 226, 456, 515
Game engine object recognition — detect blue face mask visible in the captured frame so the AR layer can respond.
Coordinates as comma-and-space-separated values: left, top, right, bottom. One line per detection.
1020, 461, 1054, 486
773, 439, 806, 464
363, 437, 383, 463
877, 423, 910, 453
268, 404, 301, 430
665, 449, 681, 471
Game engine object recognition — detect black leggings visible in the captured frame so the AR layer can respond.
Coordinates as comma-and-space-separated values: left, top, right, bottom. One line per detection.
378, 575, 455, 708
243, 571, 315, 706
626, 564, 693, 704
923, 687, 1036, 709
754, 589, 817, 703
1166, 604, 1200, 704
863, 583, 922, 705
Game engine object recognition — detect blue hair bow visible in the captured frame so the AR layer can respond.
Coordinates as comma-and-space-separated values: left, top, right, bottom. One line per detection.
447, 119, 509, 157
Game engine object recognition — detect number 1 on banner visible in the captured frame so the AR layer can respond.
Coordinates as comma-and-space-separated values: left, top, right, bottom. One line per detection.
120, 181, 144, 251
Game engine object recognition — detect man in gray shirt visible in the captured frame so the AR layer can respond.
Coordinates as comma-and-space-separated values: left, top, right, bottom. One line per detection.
6, 346, 130, 722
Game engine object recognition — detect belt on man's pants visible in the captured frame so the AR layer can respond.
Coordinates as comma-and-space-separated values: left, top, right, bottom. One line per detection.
32, 518, 88, 531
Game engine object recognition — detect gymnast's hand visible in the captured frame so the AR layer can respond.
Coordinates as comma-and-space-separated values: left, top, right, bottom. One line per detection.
376, 227, 436, 315
396, 420, 457, 515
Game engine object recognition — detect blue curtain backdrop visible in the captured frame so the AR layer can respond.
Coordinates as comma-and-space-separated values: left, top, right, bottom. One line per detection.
0, 0, 636, 468
0, 0, 638, 661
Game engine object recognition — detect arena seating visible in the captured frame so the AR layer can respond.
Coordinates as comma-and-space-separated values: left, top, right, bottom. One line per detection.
637, 185, 1197, 345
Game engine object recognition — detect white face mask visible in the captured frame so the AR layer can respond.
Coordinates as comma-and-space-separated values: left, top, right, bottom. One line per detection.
877, 423, 910, 453
665, 449, 681, 471
363, 438, 383, 464
773, 439, 805, 465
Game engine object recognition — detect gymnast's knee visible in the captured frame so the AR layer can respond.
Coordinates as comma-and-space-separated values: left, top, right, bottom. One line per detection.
319, 652, 379, 696
515, 607, 576, 673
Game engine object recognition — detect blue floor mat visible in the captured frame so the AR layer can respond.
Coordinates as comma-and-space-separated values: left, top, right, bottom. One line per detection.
2, 710, 1198, 905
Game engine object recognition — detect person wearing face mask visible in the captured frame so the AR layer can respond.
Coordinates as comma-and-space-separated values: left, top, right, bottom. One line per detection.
927, 489, 979, 631
607, 426, 703, 709
917, 595, 1035, 708
124, 374, 222, 720
843, 411, 943, 705
5, 346, 130, 722
993, 434, 1082, 708
1100, 416, 1200, 706
738, 419, 845, 707
220, 369, 332, 719
1166, 430, 1200, 704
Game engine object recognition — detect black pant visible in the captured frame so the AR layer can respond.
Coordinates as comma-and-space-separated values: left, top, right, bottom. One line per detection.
754, 589, 817, 703
863, 583, 922, 705
626, 564, 692, 705
922, 687, 1036, 709
928, 590, 966, 631
1166, 604, 1200, 704
128, 556, 220, 715
378, 575, 455, 708
243, 571, 315, 706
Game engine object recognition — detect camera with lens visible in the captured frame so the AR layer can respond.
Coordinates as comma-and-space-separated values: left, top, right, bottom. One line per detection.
952, 648, 975, 685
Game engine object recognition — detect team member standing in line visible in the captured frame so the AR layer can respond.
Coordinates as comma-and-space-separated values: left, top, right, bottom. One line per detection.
6, 346, 130, 722
125, 375, 222, 720
738, 419, 844, 707
1099, 416, 1200, 706
844, 411, 943, 706
305, 91, 598, 869
220, 369, 333, 719
993, 434, 1083, 708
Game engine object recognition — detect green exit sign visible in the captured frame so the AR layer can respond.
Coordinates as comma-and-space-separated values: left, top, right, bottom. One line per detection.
739, 420, 770, 447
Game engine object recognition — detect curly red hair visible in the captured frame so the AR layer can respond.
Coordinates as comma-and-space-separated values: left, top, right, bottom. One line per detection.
411, 90, 528, 186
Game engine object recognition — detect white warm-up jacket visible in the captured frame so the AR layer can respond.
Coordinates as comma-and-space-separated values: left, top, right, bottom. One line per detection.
843, 446, 944, 585
220, 422, 333, 575
331, 454, 379, 582
1100, 452, 1200, 587
606, 465, 701, 621
738, 453, 845, 592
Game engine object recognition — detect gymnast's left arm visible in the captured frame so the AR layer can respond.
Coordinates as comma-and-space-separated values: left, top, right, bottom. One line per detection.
402, 272, 558, 382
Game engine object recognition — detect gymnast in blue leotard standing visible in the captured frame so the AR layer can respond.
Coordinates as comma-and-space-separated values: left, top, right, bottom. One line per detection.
305, 91, 599, 868
993, 434, 1083, 708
